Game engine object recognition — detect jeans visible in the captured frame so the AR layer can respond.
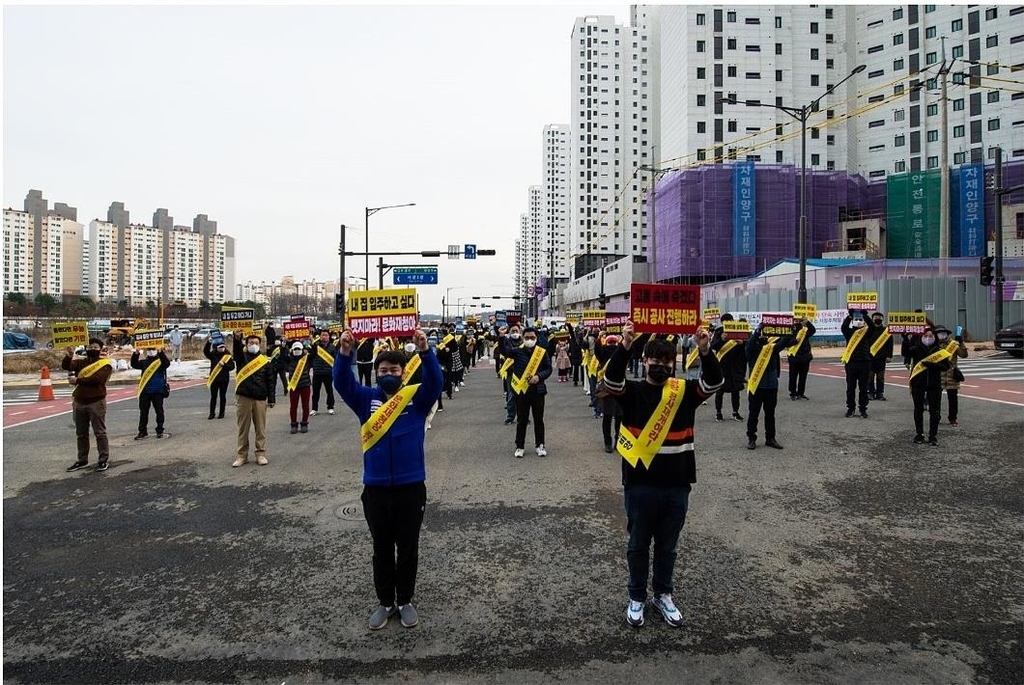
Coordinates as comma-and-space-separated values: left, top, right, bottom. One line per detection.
514, 391, 545, 448
504, 380, 516, 421
311, 373, 334, 411
747, 388, 778, 441
787, 360, 810, 397
912, 386, 942, 438
845, 360, 870, 412
362, 482, 427, 607
623, 484, 690, 602
73, 399, 109, 464
138, 393, 165, 435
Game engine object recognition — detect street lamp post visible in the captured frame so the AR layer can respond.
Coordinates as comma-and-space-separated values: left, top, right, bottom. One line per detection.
722, 64, 865, 304
365, 203, 416, 285
443, 286, 465, 324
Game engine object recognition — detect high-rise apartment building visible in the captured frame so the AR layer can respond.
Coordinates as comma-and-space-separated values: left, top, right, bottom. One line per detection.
517, 186, 544, 307
543, 124, 572, 281
3, 206, 83, 298
3, 209, 34, 296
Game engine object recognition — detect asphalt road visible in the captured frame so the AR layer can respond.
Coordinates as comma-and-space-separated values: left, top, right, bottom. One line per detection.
3, 360, 1022, 684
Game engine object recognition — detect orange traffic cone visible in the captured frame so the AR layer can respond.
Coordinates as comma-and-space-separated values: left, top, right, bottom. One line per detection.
38, 365, 55, 401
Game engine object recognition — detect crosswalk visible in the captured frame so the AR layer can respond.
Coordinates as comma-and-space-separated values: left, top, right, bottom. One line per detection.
826, 355, 1024, 384
3, 388, 75, 406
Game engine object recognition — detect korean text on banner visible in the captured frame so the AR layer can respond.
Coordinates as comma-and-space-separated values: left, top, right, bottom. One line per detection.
846, 292, 878, 310
221, 307, 256, 336
604, 314, 629, 334
51, 321, 89, 348
283, 318, 311, 341
722, 321, 752, 339
703, 307, 721, 321
956, 164, 985, 258
732, 161, 756, 257
133, 329, 166, 350
793, 303, 818, 320
630, 284, 701, 334
565, 311, 583, 325
582, 310, 606, 328
887, 312, 928, 335
760, 314, 794, 336
505, 310, 523, 326
347, 288, 418, 339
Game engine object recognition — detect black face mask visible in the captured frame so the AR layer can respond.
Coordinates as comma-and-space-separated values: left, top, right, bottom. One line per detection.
86, 349, 101, 360
647, 365, 672, 384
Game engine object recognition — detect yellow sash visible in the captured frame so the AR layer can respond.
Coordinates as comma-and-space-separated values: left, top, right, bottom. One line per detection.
616, 378, 685, 469
596, 360, 610, 383
582, 350, 592, 370
511, 346, 546, 394
747, 338, 778, 394
910, 348, 952, 380
77, 358, 112, 378
136, 358, 162, 397
840, 326, 869, 364
944, 339, 960, 356
401, 353, 422, 386
787, 327, 809, 356
270, 346, 281, 360
499, 357, 514, 380
235, 354, 269, 391
360, 383, 420, 453
287, 353, 308, 391
586, 354, 600, 378
316, 345, 334, 366
685, 347, 699, 370
206, 354, 233, 388
715, 339, 739, 362
441, 334, 454, 347
869, 328, 892, 357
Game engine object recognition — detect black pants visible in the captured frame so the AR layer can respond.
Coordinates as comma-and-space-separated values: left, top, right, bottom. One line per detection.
715, 387, 740, 415
947, 389, 960, 422
361, 482, 427, 607
912, 385, 942, 438
868, 359, 887, 395
845, 360, 870, 412
602, 413, 622, 447
747, 388, 778, 441
312, 373, 334, 411
209, 380, 228, 417
514, 391, 545, 448
357, 363, 373, 387
277, 368, 289, 396
139, 393, 165, 435
788, 360, 810, 397
571, 362, 583, 384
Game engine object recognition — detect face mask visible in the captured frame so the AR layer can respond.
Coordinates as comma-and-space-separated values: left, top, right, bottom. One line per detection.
404, 343, 417, 354
377, 374, 402, 395
147, 350, 157, 358
247, 345, 260, 355
292, 350, 303, 356
510, 333, 521, 340
523, 338, 537, 348
217, 347, 227, 354
872, 319, 883, 327
851, 319, 865, 328
936, 333, 949, 342
922, 335, 936, 346
428, 337, 438, 347
647, 365, 672, 384
86, 349, 100, 360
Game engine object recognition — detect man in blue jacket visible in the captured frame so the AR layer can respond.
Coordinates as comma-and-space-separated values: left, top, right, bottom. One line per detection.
130, 345, 171, 439
334, 327, 442, 632
745, 324, 795, 450
499, 325, 553, 458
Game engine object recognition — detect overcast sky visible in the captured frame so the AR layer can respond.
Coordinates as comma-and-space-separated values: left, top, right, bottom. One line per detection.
3, 2, 628, 314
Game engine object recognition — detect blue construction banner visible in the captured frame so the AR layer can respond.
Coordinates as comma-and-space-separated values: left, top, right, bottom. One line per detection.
954, 164, 985, 257
733, 161, 756, 257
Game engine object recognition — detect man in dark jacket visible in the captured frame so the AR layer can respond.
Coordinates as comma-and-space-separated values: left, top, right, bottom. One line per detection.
282, 340, 313, 433
786, 317, 817, 400
711, 315, 747, 421
355, 337, 376, 387
840, 310, 880, 418
204, 339, 235, 419
905, 326, 951, 446
567, 323, 584, 385
130, 345, 171, 439
499, 325, 553, 458
264, 322, 277, 349
61, 338, 114, 472
231, 331, 276, 467
867, 311, 894, 401
334, 328, 442, 631
310, 330, 338, 415
745, 324, 796, 450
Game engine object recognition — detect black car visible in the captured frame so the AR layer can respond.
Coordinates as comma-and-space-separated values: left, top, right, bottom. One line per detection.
994, 320, 1024, 358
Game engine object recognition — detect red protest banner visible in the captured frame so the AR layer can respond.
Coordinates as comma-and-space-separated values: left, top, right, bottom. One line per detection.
505, 310, 523, 326
629, 284, 701, 334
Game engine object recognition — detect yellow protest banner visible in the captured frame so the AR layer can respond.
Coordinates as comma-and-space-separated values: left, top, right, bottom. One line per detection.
723, 321, 752, 339
51, 321, 89, 348
565, 311, 583, 324
221, 307, 256, 336
133, 329, 166, 350
703, 307, 721, 320
793, 303, 818, 320
887, 312, 928, 335
846, 292, 878, 311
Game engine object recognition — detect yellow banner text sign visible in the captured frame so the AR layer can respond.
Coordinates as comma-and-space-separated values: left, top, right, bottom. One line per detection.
846, 291, 878, 311
51, 321, 89, 348
793, 303, 818, 320
133, 329, 166, 350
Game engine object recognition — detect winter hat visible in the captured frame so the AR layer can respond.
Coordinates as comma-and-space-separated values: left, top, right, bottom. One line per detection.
605, 335, 620, 346
291, 341, 304, 352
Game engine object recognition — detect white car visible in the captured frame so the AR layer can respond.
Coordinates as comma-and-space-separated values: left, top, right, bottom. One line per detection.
191, 328, 217, 342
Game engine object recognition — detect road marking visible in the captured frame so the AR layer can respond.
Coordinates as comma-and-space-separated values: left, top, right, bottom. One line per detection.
11, 411, 26, 415
997, 389, 1023, 395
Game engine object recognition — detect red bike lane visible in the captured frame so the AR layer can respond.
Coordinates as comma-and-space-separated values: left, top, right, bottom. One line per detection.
807, 363, 1024, 407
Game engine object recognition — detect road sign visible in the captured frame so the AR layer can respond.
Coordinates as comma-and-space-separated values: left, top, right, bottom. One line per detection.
465, 244, 477, 260
448, 244, 461, 260
527, 285, 535, 297
393, 267, 439, 285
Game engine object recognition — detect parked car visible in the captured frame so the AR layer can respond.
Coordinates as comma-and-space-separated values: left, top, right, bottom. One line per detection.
191, 328, 217, 343
994, 320, 1024, 358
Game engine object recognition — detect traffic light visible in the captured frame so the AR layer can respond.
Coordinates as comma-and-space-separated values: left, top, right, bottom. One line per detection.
335, 294, 345, 314
598, 294, 608, 308
980, 256, 995, 286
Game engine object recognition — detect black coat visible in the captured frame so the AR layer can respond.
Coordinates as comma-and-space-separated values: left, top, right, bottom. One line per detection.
204, 341, 235, 385
232, 338, 276, 403
711, 330, 747, 392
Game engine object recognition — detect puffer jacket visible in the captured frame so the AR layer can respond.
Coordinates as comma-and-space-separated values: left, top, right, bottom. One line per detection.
281, 350, 313, 390
204, 341, 235, 385
130, 351, 170, 395
232, 338, 276, 402
310, 340, 337, 375
940, 339, 969, 390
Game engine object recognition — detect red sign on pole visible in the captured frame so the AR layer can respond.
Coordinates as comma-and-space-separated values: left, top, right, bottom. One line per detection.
629, 284, 701, 334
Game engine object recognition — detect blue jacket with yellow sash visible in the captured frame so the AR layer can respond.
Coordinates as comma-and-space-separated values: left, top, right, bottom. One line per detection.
333, 349, 442, 486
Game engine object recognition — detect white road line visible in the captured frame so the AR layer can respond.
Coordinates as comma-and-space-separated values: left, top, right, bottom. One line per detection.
10, 411, 26, 415
997, 389, 1023, 395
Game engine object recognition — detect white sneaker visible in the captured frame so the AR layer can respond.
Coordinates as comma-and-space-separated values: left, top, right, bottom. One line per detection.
585, 389, 590, 396
328, 408, 335, 415
626, 599, 645, 627
536, 444, 547, 457
652, 593, 684, 627
460, 381, 465, 387
232, 457, 248, 468
454, 386, 460, 392
514, 448, 525, 458
310, 410, 318, 416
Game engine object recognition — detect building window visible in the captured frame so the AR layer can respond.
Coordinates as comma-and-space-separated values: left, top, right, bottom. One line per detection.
1012, 34, 1024, 44
895, 160, 906, 172
697, 67, 706, 79
926, 26, 937, 38
868, 43, 884, 53
953, 125, 965, 138
746, 72, 761, 79
727, 38, 737, 49
894, 58, 904, 70
894, 134, 906, 146
776, 69, 784, 82
810, 21, 819, 33
987, 64, 1000, 75
1012, 6, 1024, 15
985, 7, 997, 20
811, 48, 819, 60
869, 69, 885, 78
988, 118, 1001, 130
893, 33, 904, 45
926, 51, 937, 64
927, 103, 938, 116
953, 151, 967, 165
775, 16, 782, 28
953, 98, 964, 111
775, 42, 783, 55
987, 90, 1000, 103
927, 156, 939, 168
924, 4, 936, 12
951, 18, 963, 32
728, 120, 737, 132
811, 153, 821, 166
697, 40, 706, 52
696, 13, 705, 25
952, 45, 964, 58
811, 74, 820, 86
869, 119, 885, 128
811, 127, 820, 139
986, 35, 998, 47
893, 7, 903, 20
697, 94, 706, 106
927, 129, 939, 142
746, 44, 761, 51
728, 65, 737, 77
827, 58, 835, 69
697, 121, 706, 133
697, 148, 706, 161
894, 108, 905, 122
826, 8, 834, 18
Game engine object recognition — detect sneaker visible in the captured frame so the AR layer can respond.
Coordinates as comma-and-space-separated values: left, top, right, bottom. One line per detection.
514, 448, 525, 458
715, 414, 724, 422
860, 411, 868, 419
328, 408, 335, 415
652, 593, 684, 627
232, 457, 248, 467
765, 439, 784, 449
368, 604, 396, 630
208, 414, 215, 420
876, 394, 887, 401
913, 434, 925, 444
928, 436, 938, 447
798, 395, 810, 401
949, 419, 958, 427
95, 461, 109, 472
747, 440, 756, 450
790, 395, 799, 401
536, 444, 547, 457
437, 407, 444, 413
503, 418, 514, 425
134, 432, 147, 440
459, 381, 466, 387
732, 413, 744, 422
626, 599, 645, 627
398, 603, 418, 628
845, 409, 855, 418
300, 424, 308, 433
290, 424, 298, 434
256, 454, 269, 465
310, 410, 318, 417
156, 432, 167, 439
66, 461, 88, 472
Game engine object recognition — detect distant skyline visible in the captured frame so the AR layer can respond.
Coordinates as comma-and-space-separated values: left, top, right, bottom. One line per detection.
3, 3, 629, 314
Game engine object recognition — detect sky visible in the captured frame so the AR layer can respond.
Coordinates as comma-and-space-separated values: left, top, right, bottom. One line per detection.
3, 2, 629, 315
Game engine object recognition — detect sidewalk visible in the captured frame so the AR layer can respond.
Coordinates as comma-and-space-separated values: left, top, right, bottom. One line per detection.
3, 359, 211, 389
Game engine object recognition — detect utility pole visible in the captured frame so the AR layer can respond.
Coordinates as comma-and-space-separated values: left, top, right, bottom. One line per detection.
338, 224, 346, 322
939, 36, 950, 272
994, 148, 1004, 333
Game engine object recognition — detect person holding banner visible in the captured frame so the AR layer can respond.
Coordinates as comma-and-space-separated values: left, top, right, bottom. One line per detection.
231, 331, 276, 467
905, 326, 952, 446
602, 322, 722, 628
840, 311, 881, 418
745, 325, 796, 450
494, 325, 518, 425
867, 312, 894, 402
62, 339, 114, 472
786, 317, 817, 401
333, 327, 442, 631
309, 330, 338, 416
711, 315, 747, 422
937, 326, 968, 427
282, 341, 313, 434
500, 326, 553, 458
204, 339, 235, 419
130, 345, 171, 440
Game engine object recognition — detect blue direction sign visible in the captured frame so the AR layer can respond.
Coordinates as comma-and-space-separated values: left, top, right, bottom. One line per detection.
464, 244, 477, 260
393, 267, 438, 285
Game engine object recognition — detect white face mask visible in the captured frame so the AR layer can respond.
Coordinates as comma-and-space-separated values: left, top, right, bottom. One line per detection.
146, 350, 157, 358
851, 319, 865, 328
404, 343, 417, 354
247, 344, 260, 354
292, 350, 303, 356
510, 333, 521, 340
523, 338, 537, 348
922, 335, 936, 346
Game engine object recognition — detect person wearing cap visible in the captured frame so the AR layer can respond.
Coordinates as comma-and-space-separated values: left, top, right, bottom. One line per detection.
61, 337, 114, 472
905, 325, 951, 446
282, 340, 313, 434
867, 312, 894, 401
745, 323, 796, 450
937, 325, 968, 427
204, 338, 235, 419
309, 330, 337, 416
786, 316, 817, 401
499, 325, 552, 458
840, 310, 881, 418
130, 344, 172, 440
711, 314, 747, 422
